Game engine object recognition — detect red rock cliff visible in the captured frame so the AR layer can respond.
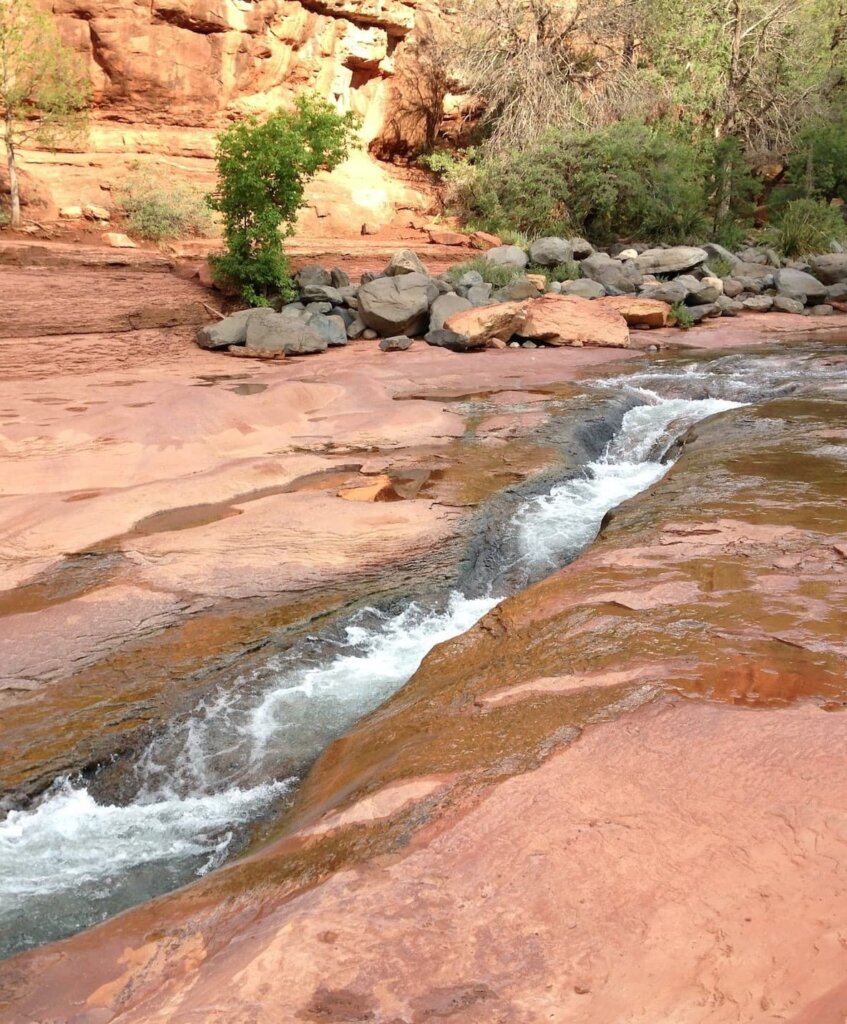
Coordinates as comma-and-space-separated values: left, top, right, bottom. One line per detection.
16, 0, 442, 231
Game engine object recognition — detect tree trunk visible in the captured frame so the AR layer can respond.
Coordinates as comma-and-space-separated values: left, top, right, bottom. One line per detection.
5, 130, 21, 227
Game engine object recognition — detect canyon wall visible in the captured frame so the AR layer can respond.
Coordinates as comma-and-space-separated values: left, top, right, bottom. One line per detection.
16, 0, 446, 232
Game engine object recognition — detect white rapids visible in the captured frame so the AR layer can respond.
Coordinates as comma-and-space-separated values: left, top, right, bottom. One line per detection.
0, 386, 742, 956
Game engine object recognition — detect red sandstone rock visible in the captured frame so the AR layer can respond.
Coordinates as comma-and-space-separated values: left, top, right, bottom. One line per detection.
337, 474, 399, 501
597, 295, 671, 328
443, 300, 529, 346
522, 294, 630, 348
469, 230, 502, 250
426, 229, 468, 246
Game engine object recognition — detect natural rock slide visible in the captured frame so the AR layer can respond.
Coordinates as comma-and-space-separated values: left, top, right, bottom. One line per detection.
1, 248, 847, 1022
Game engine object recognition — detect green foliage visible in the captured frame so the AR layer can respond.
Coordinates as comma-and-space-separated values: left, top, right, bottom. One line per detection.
706, 256, 736, 279
778, 114, 847, 206
446, 122, 711, 244
761, 199, 847, 258
669, 301, 695, 329
0, 0, 90, 225
116, 172, 213, 242
527, 261, 582, 283
445, 256, 521, 288
209, 97, 358, 306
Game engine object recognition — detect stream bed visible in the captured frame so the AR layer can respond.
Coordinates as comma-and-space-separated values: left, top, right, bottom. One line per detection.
2, 343, 846, 959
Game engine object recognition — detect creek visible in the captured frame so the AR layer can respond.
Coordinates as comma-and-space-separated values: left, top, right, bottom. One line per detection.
2, 343, 846, 959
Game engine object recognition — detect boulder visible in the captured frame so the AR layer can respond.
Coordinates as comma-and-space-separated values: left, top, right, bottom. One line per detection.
429, 293, 473, 331
102, 232, 137, 248
331, 306, 355, 328
379, 335, 414, 351
825, 282, 847, 302
732, 261, 774, 281
330, 268, 350, 289
59, 206, 83, 219
810, 304, 835, 316
722, 279, 744, 299
385, 249, 428, 276
467, 283, 493, 306
560, 279, 606, 299
245, 309, 328, 355
195, 309, 255, 349
737, 246, 780, 266
774, 268, 827, 304
300, 284, 343, 304
308, 312, 347, 347
469, 231, 502, 250
496, 278, 542, 302
741, 295, 774, 312
358, 272, 438, 336
633, 246, 708, 274
484, 245, 529, 270
521, 295, 630, 348
457, 270, 484, 288
424, 328, 483, 352
597, 296, 670, 328
83, 203, 110, 221
678, 274, 722, 305
703, 242, 739, 267
687, 303, 721, 322
569, 237, 594, 259
640, 280, 688, 305
443, 300, 529, 346
427, 229, 467, 246
305, 301, 333, 315
580, 253, 643, 293
808, 254, 847, 284
296, 265, 332, 288
529, 237, 572, 266
715, 295, 743, 317
773, 295, 805, 315
615, 248, 638, 261
347, 317, 367, 339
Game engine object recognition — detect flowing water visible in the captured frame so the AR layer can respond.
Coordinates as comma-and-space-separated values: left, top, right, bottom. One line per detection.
3, 346, 845, 958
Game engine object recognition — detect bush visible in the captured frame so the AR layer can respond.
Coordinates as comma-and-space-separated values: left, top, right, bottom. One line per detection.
706, 256, 736, 279
116, 173, 213, 242
780, 115, 847, 206
541, 261, 582, 282
762, 199, 847, 258
444, 122, 712, 243
210, 97, 358, 306
669, 301, 695, 329
445, 255, 521, 287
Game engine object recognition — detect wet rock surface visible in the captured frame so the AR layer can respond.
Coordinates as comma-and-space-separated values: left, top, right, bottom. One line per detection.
2, 340, 847, 1020
3, 239, 847, 1017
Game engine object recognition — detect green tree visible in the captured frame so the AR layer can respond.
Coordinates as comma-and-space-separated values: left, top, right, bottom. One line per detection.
209, 97, 358, 306
0, 0, 89, 226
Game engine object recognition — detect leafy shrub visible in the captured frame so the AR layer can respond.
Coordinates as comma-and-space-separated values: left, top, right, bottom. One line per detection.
761, 199, 847, 258
779, 115, 847, 205
116, 172, 213, 242
444, 122, 712, 243
669, 302, 694, 329
445, 255, 521, 287
210, 97, 358, 306
542, 261, 582, 282
706, 256, 735, 279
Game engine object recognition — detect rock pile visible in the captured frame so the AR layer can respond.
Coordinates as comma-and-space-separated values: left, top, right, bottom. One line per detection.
195, 242, 847, 358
